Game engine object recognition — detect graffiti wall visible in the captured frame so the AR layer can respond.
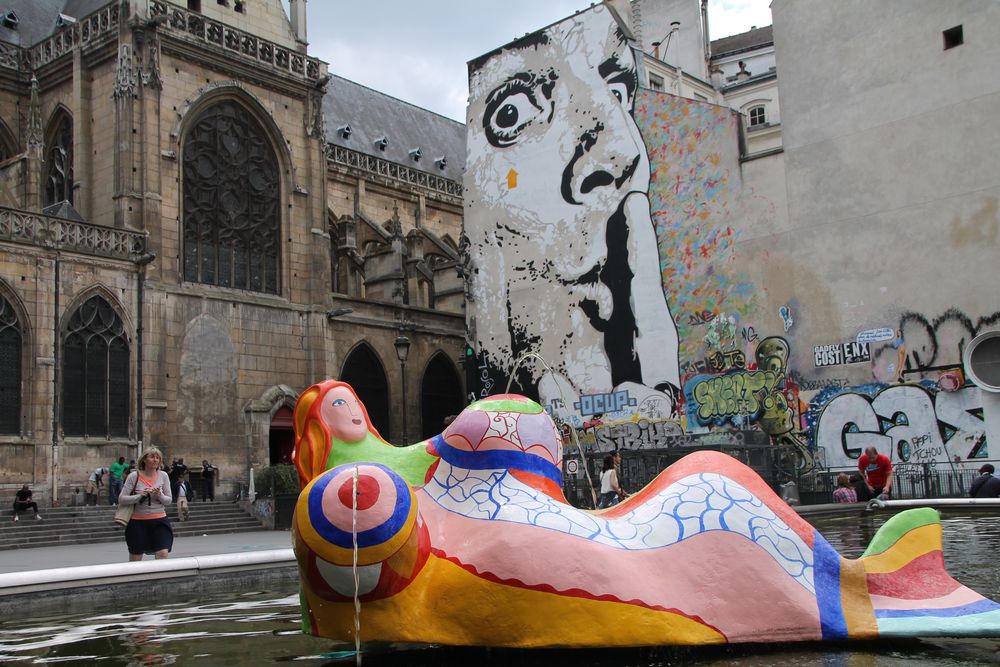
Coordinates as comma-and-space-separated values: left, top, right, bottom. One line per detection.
812, 309, 1000, 471
464, 4, 1000, 467
465, 4, 743, 439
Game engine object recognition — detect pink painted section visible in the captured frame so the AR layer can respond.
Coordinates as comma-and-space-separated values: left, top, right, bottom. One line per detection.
613, 451, 814, 546
870, 586, 986, 611
321, 467, 398, 533
443, 411, 561, 465
443, 411, 490, 449
419, 496, 821, 642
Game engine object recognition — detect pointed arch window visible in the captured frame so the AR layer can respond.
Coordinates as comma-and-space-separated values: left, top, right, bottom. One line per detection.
182, 100, 280, 294
340, 344, 390, 438
62, 296, 129, 437
45, 112, 74, 206
419, 353, 464, 439
0, 296, 22, 434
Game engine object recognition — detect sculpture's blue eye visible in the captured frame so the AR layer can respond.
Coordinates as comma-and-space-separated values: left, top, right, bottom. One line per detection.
332, 398, 346, 406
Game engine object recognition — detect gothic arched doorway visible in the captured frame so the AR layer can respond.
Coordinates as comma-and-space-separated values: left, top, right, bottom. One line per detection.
420, 352, 464, 439
269, 405, 294, 465
340, 344, 390, 438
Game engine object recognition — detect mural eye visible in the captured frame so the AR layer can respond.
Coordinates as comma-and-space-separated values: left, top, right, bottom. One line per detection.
483, 84, 543, 148
332, 398, 346, 407
609, 81, 628, 105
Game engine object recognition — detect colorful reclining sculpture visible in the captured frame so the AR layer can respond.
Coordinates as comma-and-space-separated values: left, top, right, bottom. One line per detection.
291, 379, 1000, 647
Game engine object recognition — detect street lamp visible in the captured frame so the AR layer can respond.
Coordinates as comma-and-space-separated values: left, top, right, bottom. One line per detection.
394, 335, 411, 443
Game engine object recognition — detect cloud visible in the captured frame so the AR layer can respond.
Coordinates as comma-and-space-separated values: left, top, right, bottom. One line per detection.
707, 0, 773, 40
302, 1, 772, 121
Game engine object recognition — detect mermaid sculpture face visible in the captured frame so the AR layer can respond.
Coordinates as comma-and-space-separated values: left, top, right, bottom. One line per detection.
320, 385, 368, 443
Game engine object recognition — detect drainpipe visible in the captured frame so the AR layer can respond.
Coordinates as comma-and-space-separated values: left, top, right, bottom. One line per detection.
50, 256, 60, 505
135, 252, 156, 461
701, 0, 711, 61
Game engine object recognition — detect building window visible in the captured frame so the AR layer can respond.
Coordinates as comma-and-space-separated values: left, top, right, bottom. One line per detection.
0, 123, 11, 162
648, 74, 664, 91
45, 113, 73, 206
182, 100, 280, 294
748, 105, 767, 128
0, 295, 22, 435
62, 296, 129, 438
943, 25, 963, 50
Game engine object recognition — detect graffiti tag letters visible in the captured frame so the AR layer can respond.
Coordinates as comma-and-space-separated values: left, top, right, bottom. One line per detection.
692, 370, 780, 422
815, 385, 986, 466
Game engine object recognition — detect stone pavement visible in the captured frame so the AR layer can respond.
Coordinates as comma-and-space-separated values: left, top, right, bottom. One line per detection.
0, 529, 293, 573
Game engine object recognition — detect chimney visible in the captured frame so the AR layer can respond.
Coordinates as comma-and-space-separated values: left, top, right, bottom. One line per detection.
289, 0, 307, 45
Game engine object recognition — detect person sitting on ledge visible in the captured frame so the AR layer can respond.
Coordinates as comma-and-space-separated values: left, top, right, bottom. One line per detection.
970, 463, 1000, 499
832, 473, 858, 503
12, 484, 42, 521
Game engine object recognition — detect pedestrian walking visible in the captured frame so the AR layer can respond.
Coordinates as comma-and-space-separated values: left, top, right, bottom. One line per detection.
109, 456, 128, 506
201, 460, 215, 501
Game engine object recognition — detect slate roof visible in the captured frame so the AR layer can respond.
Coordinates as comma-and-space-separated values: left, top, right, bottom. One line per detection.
4, 2, 468, 183
710, 25, 773, 59
0, 0, 109, 47
322, 75, 466, 183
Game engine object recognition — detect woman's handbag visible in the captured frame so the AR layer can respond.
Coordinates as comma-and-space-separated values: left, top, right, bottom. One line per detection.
113, 503, 133, 527
113, 476, 139, 527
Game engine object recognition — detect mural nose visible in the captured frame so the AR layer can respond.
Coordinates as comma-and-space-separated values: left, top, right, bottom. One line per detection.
562, 123, 642, 205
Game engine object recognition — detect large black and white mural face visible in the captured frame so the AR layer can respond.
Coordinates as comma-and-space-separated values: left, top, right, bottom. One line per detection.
465, 4, 679, 424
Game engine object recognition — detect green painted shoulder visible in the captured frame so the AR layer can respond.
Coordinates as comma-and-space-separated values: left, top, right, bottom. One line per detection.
325, 433, 437, 487
469, 395, 544, 414
860, 507, 941, 558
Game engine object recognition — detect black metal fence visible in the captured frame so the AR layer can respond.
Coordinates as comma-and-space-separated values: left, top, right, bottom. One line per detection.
562, 448, 982, 508
812, 465, 980, 502
563, 442, 809, 509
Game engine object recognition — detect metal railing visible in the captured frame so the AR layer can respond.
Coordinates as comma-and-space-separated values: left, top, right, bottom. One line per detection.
563, 442, 799, 509
562, 450, 984, 508
814, 465, 980, 502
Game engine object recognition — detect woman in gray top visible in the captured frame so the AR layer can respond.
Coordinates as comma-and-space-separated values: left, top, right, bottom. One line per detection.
119, 446, 173, 561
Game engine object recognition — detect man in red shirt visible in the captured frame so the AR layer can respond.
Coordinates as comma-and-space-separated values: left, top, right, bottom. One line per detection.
858, 446, 893, 499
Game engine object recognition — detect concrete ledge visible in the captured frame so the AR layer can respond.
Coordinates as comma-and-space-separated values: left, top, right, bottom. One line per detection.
0, 548, 297, 615
794, 499, 1000, 518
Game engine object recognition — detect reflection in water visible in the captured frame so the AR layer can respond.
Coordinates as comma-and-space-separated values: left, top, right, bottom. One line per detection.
1, 512, 999, 665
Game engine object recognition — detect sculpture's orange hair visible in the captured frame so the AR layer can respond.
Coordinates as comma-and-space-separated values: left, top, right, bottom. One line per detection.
291, 380, 383, 489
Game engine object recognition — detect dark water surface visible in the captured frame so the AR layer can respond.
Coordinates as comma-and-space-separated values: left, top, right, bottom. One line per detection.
2, 510, 1000, 665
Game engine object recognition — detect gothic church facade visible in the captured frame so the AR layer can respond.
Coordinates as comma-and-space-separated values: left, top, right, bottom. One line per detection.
0, 0, 467, 501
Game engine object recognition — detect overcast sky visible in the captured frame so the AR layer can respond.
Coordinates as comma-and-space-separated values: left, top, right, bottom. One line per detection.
291, 1, 772, 122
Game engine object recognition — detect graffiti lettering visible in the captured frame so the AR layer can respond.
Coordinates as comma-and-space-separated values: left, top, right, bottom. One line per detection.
741, 326, 759, 343
687, 310, 716, 326
477, 357, 495, 398
814, 344, 844, 367
707, 349, 747, 372
814, 385, 987, 469
575, 390, 636, 417
815, 342, 870, 367
583, 427, 769, 454
872, 309, 1000, 377
787, 373, 849, 392
857, 328, 894, 344
692, 370, 780, 422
